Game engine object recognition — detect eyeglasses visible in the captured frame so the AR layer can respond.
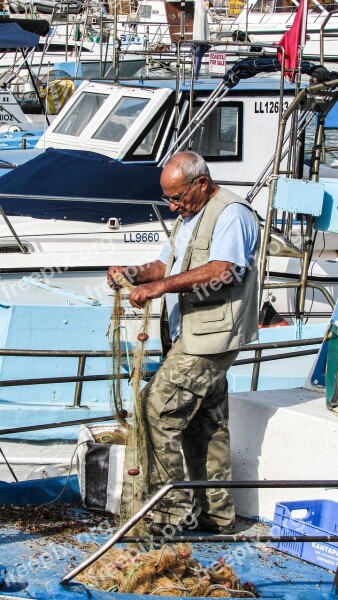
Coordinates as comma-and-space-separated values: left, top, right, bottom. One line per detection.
161, 178, 197, 205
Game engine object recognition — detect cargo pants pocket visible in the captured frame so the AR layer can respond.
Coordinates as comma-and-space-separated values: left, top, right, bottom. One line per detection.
156, 367, 210, 430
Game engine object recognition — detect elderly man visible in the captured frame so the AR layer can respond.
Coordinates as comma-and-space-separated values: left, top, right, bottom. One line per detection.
107, 151, 260, 535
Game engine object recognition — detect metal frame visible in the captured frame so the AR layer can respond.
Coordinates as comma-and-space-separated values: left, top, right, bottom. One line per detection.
259, 80, 338, 310
254, 80, 338, 390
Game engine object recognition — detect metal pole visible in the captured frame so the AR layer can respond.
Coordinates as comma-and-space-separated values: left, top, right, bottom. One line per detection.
0, 206, 28, 253
21, 50, 50, 127
152, 203, 170, 237
145, 25, 150, 78
0, 193, 168, 206
0, 372, 130, 387
65, 4, 69, 61
0, 446, 18, 481
250, 349, 261, 391
264, 280, 336, 310
73, 356, 86, 407
0, 415, 117, 436
61, 482, 174, 583
0, 337, 323, 357
0, 348, 319, 389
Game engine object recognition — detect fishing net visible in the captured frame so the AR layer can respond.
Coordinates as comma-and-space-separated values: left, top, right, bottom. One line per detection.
75, 543, 258, 597
109, 274, 152, 533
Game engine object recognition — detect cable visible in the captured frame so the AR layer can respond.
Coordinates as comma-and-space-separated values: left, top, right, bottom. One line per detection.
304, 230, 325, 324
38, 440, 88, 507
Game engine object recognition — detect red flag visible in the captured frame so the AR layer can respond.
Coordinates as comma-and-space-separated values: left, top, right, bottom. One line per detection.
277, 0, 309, 81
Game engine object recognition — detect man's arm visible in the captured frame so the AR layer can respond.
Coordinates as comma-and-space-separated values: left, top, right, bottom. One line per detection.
129, 260, 235, 308
107, 260, 166, 290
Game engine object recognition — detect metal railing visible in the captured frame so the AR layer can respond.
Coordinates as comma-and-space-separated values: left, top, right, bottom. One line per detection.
0, 336, 323, 436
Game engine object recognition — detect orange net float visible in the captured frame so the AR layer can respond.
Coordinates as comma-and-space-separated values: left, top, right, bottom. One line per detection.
137, 332, 149, 342
127, 468, 140, 476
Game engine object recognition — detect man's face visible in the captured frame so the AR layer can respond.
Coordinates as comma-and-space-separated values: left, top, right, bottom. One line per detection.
160, 169, 207, 219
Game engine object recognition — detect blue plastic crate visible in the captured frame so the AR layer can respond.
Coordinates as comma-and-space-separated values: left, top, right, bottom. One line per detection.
272, 499, 338, 571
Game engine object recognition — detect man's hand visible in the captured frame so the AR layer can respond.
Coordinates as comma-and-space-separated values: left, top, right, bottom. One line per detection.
107, 266, 128, 290
129, 281, 165, 309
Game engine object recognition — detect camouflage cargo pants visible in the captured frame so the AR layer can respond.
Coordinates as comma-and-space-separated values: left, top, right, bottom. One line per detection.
141, 339, 239, 529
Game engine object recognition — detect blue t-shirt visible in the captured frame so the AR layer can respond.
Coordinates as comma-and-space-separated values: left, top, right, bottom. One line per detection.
159, 203, 259, 341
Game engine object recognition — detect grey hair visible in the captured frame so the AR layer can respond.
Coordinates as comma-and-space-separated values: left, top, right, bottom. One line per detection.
164, 151, 210, 182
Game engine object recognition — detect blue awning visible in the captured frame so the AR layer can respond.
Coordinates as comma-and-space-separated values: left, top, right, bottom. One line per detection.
0, 22, 40, 49
0, 148, 172, 224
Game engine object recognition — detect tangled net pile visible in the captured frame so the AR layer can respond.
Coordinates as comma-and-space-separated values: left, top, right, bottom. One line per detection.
76, 543, 257, 597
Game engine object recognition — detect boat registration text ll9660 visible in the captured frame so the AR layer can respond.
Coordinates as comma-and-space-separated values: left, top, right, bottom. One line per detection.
124, 232, 160, 243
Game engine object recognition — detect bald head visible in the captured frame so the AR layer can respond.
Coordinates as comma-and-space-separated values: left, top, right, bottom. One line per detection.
163, 151, 210, 181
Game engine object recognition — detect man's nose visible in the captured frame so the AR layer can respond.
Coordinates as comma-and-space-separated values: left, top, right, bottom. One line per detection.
169, 201, 179, 211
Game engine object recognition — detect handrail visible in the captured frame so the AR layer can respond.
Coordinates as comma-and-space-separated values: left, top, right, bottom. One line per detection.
0, 348, 319, 389
0, 337, 322, 410
0, 337, 323, 356
320, 9, 338, 64
0, 193, 169, 205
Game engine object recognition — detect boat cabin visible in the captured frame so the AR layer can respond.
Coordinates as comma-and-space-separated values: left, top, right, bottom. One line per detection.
37, 76, 295, 204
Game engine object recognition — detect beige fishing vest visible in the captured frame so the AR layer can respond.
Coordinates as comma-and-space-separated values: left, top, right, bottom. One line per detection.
160, 187, 261, 356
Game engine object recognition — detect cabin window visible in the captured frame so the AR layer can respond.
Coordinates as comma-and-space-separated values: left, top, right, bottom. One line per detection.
250, 0, 287, 12
130, 112, 166, 156
92, 97, 149, 142
53, 93, 109, 136
139, 5, 152, 18
185, 102, 242, 161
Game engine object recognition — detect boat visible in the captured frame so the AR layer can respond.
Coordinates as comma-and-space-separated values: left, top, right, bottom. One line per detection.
0, 46, 337, 492
0, 466, 338, 599
0, 59, 337, 317
0, 11, 147, 90
212, 0, 338, 63
7, 0, 87, 15
0, 0, 186, 83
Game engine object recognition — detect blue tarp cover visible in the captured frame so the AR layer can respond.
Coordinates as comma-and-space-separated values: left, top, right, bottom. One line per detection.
0, 477, 335, 600
0, 148, 172, 224
0, 475, 80, 504
0, 22, 39, 48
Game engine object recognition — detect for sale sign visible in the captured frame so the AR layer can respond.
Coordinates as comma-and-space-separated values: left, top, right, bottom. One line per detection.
209, 52, 226, 74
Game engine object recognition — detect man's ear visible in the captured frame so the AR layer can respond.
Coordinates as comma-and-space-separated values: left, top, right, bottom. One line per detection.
198, 176, 209, 190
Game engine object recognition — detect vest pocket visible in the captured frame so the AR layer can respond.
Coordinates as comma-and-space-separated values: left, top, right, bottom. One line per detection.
189, 238, 210, 269
191, 303, 233, 334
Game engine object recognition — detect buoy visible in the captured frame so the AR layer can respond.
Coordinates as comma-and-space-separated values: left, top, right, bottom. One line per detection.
137, 332, 149, 342
127, 468, 140, 476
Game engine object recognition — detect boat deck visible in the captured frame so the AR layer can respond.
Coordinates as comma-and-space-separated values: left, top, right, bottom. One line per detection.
0, 477, 336, 600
